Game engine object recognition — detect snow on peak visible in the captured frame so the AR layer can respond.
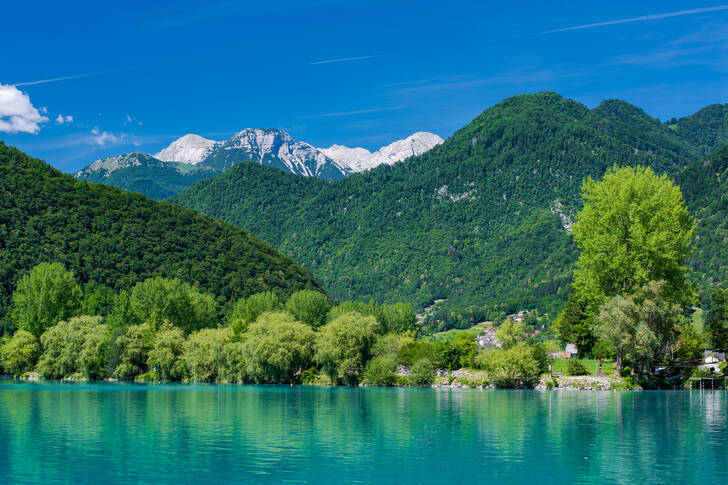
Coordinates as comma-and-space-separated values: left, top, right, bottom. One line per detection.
154, 134, 217, 165
320, 132, 443, 172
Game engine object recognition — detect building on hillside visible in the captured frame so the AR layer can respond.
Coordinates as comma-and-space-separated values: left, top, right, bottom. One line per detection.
565, 343, 578, 356
475, 327, 501, 348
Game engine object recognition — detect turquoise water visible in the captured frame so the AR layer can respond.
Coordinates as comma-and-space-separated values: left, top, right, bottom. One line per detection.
0, 383, 726, 484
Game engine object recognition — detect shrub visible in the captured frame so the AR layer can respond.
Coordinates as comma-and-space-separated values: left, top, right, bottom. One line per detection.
0, 330, 39, 376
408, 358, 436, 387
566, 360, 591, 376
362, 356, 397, 386
478, 343, 540, 388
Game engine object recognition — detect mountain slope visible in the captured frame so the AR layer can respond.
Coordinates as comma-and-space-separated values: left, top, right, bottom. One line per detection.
0, 142, 320, 315
76, 152, 216, 199
677, 144, 728, 302
172, 92, 702, 326
321, 132, 443, 172
669, 103, 728, 155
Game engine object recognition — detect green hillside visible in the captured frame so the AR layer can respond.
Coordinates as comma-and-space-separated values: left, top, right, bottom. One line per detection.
669, 103, 728, 155
0, 142, 320, 316
76, 153, 217, 200
172, 92, 706, 327
677, 145, 728, 303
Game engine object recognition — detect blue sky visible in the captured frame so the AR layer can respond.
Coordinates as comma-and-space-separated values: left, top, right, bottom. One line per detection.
2, 1, 728, 172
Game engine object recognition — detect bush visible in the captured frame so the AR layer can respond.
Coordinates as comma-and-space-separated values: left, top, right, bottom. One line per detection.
566, 360, 591, 376
477, 343, 540, 388
362, 356, 397, 386
0, 330, 39, 376
408, 358, 435, 387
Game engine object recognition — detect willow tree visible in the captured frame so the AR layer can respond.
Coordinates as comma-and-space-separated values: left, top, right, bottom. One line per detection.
570, 166, 694, 374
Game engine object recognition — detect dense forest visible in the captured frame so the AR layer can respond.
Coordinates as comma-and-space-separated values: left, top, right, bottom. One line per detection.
0, 143, 320, 329
172, 93, 727, 328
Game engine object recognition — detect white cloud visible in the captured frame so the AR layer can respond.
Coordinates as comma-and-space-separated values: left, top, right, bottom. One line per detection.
125, 114, 132, 123
55, 114, 74, 124
91, 126, 121, 146
0, 83, 49, 134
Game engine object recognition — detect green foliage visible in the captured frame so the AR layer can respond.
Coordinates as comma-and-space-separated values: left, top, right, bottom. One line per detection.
130, 277, 218, 334
531, 342, 550, 374
477, 344, 541, 388
147, 321, 186, 380
182, 327, 233, 382
0, 330, 39, 376
375, 303, 417, 334
572, 165, 694, 311
37, 316, 105, 379
314, 312, 377, 384
596, 281, 686, 375
0, 142, 320, 320
113, 323, 152, 380
566, 359, 591, 376
495, 319, 526, 349
242, 312, 315, 383
81, 281, 116, 316
554, 296, 596, 355
362, 355, 398, 386
706, 288, 728, 350
285, 290, 331, 328
674, 323, 704, 361
229, 291, 281, 336
407, 358, 436, 387
12, 263, 82, 339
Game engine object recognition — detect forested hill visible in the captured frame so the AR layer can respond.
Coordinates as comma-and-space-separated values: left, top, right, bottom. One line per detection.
677, 145, 728, 303
0, 142, 320, 315
172, 92, 709, 326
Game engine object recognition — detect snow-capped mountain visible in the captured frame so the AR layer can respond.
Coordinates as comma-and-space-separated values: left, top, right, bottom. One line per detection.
154, 134, 217, 165
320, 132, 443, 173
201, 128, 347, 179
74, 129, 443, 199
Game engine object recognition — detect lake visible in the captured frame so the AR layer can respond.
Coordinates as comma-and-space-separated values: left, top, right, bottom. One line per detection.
0, 383, 725, 484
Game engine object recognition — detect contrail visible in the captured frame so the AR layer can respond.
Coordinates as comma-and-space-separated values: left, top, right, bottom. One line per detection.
542, 5, 728, 34
310, 55, 380, 65
14, 72, 97, 87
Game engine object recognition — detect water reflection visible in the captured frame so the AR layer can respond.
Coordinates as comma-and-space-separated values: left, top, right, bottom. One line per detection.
0, 383, 725, 484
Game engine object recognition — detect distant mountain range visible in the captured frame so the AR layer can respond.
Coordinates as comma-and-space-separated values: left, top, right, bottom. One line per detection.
170, 93, 728, 328
75, 129, 443, 199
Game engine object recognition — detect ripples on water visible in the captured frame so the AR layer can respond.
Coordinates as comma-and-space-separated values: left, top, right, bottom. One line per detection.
0, 383, 725, 484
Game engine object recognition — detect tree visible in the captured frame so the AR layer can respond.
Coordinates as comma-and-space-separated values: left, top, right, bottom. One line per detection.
706, 289, 728, 350
37, 316, 105, 379
495, 319, 526, 349
315, 312, 377, 384
674, 322, 704, 361
242, 312, 315, 383
182, 328, 232, 382
477, 344, 540, 388
130, 277, 218, 334
148, 321, 186, 380
571, 166, 694, 311
113, 323, 152, 380
596, 281, 685, 376
12, 262, 82, 338
285, 290, 331, 328
375, 303, 416, 334
554, 296, 596, 355
0, 330, 39, 376
229, 291, 280, 337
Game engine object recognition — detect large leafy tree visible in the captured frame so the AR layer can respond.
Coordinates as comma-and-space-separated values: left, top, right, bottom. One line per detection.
285, 290, 331, 328
315, 312, 378, 385
12, 262, 82, 339
571, 165, 694, 309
